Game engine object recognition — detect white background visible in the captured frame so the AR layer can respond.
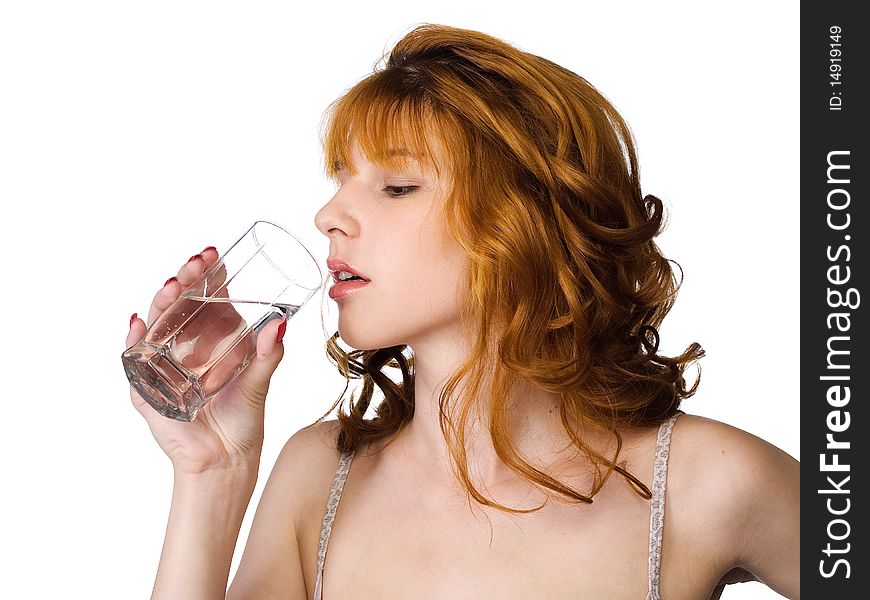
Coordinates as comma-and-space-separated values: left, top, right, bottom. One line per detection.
0, 1, 798, 598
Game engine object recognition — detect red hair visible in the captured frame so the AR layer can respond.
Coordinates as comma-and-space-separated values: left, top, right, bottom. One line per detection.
318, 24, 703, 512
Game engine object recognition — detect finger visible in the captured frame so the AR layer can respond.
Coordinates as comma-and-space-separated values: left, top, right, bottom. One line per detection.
181, 245, 219, 280
128, 384, 156, 421
147, 277, 183, 325
125, 314, 161, 421
198, 246, 221, 291
200, 245, 219, 264
235, 317, 287, 407
128, 384, 174, 432
146, 247, 218, 325
208, 263, 230, 299
196, 246, 226, 297
256, 316, 286, 360
126, 312, 147, 348
175, 251, 210, 286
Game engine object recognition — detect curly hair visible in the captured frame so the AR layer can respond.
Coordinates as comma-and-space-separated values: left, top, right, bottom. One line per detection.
315, 24, 704, 513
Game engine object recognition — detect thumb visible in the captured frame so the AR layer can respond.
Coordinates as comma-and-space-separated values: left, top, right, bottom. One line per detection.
235, 317, 287, 405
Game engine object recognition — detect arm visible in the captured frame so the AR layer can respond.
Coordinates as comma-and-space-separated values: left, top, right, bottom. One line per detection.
671, 416, 800, 599
152, 469, 257, 599
731, 434, 800, 599
227, 422, 340, 599
124, 248, 288, 599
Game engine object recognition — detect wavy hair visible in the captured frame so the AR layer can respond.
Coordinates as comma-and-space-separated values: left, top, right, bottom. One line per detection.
316, 24, 704, 513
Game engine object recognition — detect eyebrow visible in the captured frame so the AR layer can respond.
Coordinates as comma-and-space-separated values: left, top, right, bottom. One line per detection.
332, 148, 425, 174
386, 148, 422, 159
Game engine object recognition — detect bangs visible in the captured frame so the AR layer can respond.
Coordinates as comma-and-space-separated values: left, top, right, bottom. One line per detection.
322, 72, 456, 179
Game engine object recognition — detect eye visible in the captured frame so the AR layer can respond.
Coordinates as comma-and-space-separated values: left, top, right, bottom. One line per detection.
383, 185, 419, 197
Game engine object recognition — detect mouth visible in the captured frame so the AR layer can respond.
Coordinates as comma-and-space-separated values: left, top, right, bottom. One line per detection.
325, 259, 371, 300
327, 274, 370, 300
326, 259, 371, 284
330, 270, 370, 284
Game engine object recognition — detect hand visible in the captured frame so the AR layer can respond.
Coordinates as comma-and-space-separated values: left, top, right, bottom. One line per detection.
125, 247, 286, 478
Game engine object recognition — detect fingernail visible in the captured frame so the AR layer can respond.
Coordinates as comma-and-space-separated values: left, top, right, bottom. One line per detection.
187, 254, 202, 263
201, 246, 217, 254
277, 319, 287, 343
129, 313, 138, 328
163, 276, 178, 287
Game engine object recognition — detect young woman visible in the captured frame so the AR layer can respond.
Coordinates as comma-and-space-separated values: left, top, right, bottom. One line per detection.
125, 25, 800, 599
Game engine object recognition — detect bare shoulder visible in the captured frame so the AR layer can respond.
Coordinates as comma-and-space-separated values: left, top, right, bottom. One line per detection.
667, 413, 799, 499
664, 413, 800, 598
228, 419, 344, 600
671, 414, 799, 480
279, 419, 345, 478
268, 418, 346, 524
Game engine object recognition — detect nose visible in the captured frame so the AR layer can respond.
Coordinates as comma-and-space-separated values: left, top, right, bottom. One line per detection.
314, 187, 359, 239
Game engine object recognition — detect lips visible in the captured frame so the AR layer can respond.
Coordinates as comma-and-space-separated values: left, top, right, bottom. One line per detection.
326, 258, 371, 300
326, 259, 371, 283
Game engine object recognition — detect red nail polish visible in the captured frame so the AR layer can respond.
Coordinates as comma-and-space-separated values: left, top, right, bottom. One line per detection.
129, 313, 138, 328
164, 276, 178, 287
201, 246, 217, 254
277, 319, 287, 343
187, 254, 202, 263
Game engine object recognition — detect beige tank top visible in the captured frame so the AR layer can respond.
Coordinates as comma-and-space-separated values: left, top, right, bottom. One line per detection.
312, 413, 701, 599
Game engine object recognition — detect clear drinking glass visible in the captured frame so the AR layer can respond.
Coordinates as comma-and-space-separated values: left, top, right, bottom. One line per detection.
122, 221, 323, 422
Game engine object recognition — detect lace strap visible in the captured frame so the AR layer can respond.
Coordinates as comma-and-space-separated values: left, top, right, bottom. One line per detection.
313, 449, 355, 600
646, 413, 680, 600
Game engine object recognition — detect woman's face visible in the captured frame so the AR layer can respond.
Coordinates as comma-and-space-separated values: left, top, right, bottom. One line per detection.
314, 141, 468, 351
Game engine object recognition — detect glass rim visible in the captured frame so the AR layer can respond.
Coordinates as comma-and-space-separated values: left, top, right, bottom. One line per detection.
222, 220, 324, 292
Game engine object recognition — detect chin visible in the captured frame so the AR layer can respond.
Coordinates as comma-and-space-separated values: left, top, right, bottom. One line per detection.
337, 317, 403, 352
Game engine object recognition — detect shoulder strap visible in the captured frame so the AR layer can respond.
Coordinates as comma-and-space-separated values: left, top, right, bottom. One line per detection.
313, 449, 356, 600
646, 412, 680, 600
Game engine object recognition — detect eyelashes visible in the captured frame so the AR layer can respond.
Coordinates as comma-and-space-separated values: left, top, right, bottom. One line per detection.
383, 185, 419, 197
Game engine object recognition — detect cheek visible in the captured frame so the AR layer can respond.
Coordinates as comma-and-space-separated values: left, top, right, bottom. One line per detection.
418, 249, 466, 315
336, 270, 458, 350
335, 238, 467, 350
399, 229, 466, 317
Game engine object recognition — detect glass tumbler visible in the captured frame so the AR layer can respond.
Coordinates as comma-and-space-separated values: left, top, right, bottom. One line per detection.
122, 221, 323, 421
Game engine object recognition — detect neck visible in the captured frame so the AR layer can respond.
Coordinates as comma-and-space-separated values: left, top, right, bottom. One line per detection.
389, 330, 572, 490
